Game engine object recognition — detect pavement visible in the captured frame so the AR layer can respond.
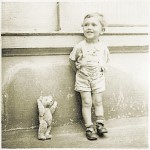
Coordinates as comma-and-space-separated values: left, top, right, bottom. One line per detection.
2, 116, 148, 148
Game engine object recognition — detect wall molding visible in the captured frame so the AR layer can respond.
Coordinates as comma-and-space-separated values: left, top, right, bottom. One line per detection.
1, 32, 148, 36
2, 46, 148, 57
2, 26, 149, 56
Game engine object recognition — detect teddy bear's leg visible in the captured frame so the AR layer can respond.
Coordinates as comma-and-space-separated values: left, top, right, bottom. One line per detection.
45, 126, 52, 139
38, 120, 47, 140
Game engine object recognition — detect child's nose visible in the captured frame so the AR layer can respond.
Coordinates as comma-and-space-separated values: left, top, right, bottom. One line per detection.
88, 25, 93, 29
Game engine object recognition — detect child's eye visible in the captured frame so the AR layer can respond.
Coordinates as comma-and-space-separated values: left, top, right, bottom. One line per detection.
84, 23, 88, 27
92, 23, 97, 26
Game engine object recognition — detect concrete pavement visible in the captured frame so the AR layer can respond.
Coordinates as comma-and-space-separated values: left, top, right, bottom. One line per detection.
2, 116, 148, 148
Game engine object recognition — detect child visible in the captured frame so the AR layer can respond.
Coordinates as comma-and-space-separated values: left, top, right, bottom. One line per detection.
69, 12, 110, 140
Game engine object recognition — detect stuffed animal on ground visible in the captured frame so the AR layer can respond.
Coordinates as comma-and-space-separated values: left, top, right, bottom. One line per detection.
37, 95, 57, 140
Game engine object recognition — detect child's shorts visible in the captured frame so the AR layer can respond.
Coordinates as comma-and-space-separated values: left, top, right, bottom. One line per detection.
75, 71, 105, 93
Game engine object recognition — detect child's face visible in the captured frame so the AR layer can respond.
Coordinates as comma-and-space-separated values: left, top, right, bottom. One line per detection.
82, 17, 102, 42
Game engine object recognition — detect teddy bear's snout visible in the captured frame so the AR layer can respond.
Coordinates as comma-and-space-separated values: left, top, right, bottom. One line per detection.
47, 100, 54, 107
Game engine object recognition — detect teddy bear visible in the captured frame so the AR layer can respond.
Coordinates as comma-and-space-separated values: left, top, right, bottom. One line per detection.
37, 95, 57, 140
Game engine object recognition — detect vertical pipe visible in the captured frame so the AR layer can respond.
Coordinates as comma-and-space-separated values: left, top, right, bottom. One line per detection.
57, 2, 61, 31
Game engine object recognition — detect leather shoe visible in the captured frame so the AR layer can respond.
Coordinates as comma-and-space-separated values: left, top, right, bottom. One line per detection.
86, 127, 98, 140
96, 123, 108, 135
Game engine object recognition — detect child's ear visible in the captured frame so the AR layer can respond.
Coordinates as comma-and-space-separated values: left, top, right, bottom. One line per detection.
100, 27, 105, 35
102, 27, 105, 32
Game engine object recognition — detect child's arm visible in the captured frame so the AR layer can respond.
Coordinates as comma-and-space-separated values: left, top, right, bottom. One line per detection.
105, 47, 110, 71
69, 44, 80, 72
69, 59, 77, 72
101, 45, 110, 72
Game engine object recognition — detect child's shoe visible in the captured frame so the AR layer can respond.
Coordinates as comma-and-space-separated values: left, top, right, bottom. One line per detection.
86, 126, 98, 140
96, 122, 108, 136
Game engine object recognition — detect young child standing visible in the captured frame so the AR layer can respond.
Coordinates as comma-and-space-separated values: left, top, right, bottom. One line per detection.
69, 12, 110, 140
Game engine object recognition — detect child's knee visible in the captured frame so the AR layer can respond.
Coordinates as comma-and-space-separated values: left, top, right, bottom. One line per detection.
93, 99, 103, 106
82, 99, 92, 107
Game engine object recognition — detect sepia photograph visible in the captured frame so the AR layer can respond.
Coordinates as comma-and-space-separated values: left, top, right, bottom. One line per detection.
1, 0, 149, 148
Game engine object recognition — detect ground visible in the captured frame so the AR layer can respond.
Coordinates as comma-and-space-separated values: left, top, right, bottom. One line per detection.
2, 116, 148, 148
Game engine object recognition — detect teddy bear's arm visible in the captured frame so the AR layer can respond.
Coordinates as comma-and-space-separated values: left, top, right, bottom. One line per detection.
50, 101, 57, 114
37, 99, 45, 117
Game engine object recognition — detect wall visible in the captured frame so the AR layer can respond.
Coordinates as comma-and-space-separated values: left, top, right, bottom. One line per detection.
2, 1, 149, 32
2, 53, 148, 130
2, 2, 57, 32
60, 0, 149, 31
1, 1, 149, 130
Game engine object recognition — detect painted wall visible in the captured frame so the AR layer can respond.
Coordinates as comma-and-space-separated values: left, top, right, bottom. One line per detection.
2, 1, 149, 33
1, 1, 149, 130
60, 0, 149, 31
2, 53, 148, 130
2, 2, 57, 32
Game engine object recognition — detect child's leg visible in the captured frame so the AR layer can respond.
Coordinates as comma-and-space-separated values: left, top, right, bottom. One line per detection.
80, 91, 98, 140
93, 92, 108, 134
80, 91, 93, 127
92, 92, 104, 123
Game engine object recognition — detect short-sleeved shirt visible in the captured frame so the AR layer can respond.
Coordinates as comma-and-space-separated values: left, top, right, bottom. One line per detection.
69, 39, 110, 77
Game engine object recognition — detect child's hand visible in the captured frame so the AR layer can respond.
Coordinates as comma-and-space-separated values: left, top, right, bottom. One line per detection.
75, 61, 86, 69
75, 62, 81, 69
101, 65, 107, 72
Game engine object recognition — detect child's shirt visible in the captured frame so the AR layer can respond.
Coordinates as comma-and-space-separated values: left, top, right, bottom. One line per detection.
69, 39, 110, 78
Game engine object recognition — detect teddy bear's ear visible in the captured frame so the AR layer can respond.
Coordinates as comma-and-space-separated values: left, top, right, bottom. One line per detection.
39, 96, 43, 101
37, 98, 45, 117
48, 95, 53, 100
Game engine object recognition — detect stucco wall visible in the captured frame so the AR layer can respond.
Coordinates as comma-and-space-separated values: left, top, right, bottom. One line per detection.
2, 53, 148, 130
1, 1, 149, 131
2, 1, 149, 32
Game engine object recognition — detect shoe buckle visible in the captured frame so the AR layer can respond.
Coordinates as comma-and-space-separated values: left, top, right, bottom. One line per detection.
86, 127, 94, 132
96, 123, 103, 129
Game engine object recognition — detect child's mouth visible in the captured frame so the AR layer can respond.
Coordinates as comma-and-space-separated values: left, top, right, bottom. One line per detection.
87, 31, 93, 33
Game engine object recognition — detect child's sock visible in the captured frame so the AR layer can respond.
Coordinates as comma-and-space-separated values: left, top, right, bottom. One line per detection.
96, 116, 104, 124
85, 123, 93, 128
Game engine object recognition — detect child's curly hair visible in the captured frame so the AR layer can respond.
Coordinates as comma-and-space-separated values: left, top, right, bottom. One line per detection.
83, 12, 107, 32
